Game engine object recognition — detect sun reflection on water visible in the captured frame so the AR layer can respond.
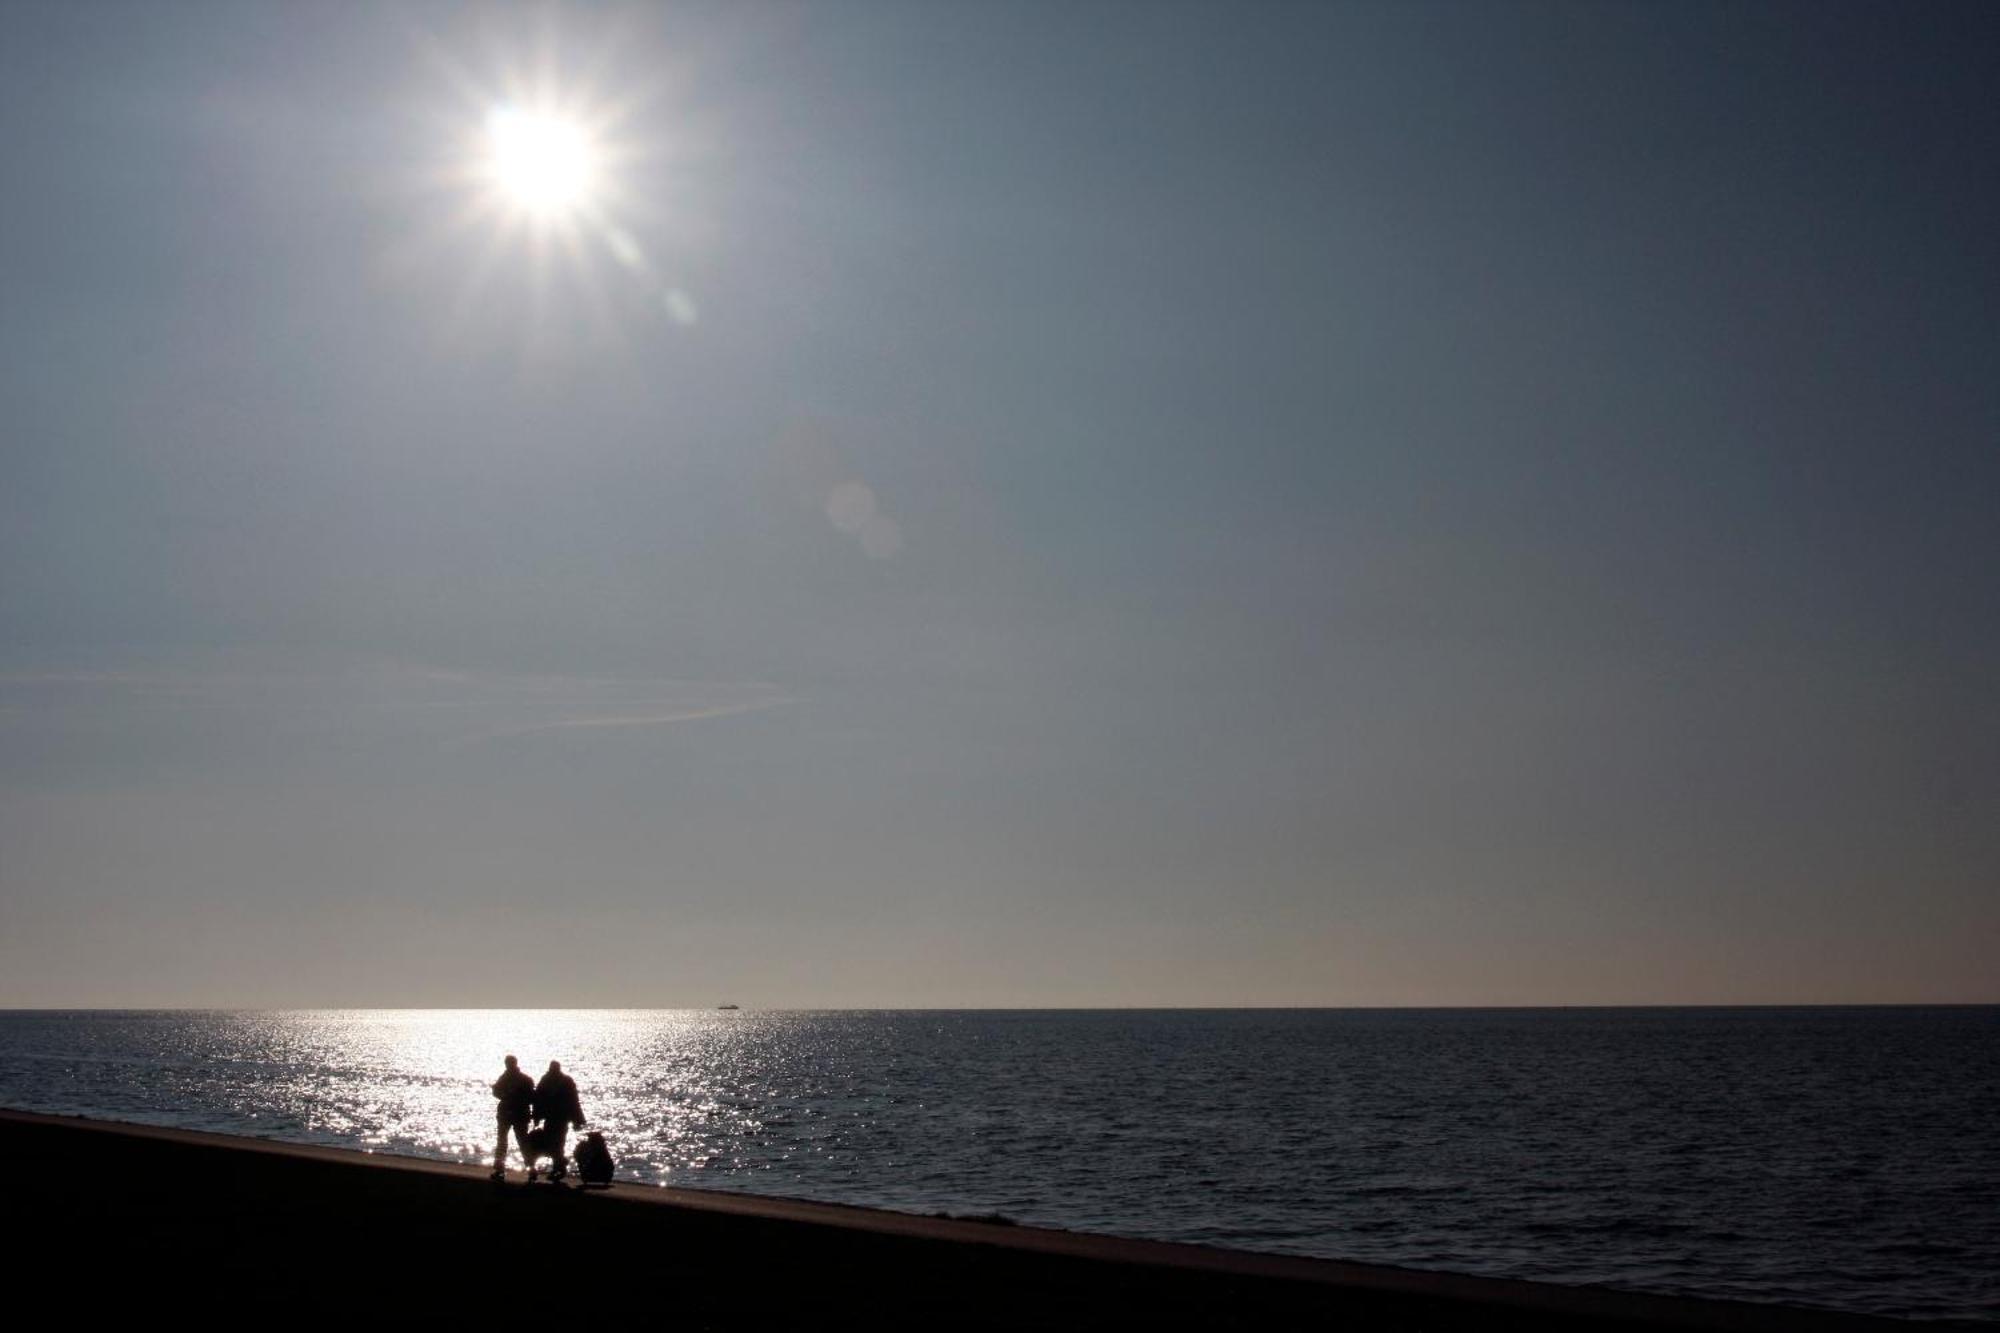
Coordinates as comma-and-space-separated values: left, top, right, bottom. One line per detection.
115, 1009, 808, 1182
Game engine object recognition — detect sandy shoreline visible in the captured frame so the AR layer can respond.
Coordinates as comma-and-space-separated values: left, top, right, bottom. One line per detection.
3, 1109, 1932, 1328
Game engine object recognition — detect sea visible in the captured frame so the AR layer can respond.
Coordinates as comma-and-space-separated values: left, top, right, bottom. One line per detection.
0, 1007, 1993, 1321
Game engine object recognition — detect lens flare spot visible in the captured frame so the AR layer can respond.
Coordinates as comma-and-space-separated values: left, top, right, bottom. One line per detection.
825, 482, 876, 535
664, 288, 700, 326
859, 515, 903, 560
605, 226, 647, 271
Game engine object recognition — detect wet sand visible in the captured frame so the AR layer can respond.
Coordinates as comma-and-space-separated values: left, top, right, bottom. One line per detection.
3, 1109, 1920, 1328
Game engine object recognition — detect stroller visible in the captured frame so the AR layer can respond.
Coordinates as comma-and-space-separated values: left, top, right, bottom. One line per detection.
573, 1130, 616, 1188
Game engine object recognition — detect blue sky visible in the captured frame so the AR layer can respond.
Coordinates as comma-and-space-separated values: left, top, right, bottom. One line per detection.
1, 0, 1994, 1005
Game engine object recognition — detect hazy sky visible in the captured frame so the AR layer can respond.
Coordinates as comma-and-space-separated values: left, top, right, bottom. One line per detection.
2, 1, 1994, 1006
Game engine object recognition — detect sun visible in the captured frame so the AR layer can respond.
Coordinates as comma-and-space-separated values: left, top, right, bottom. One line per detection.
405, 24, 707, 345
483, 105, 599, 221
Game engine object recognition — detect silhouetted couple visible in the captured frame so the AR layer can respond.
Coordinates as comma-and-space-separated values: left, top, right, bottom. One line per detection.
491, 1054, 587, 1180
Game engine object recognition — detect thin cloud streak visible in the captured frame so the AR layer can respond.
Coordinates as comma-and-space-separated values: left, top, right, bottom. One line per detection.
0, 666, 795, 748
457, 695, 796, 745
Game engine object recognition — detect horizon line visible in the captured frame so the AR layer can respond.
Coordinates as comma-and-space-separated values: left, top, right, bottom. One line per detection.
2, 1001, 1994, 1014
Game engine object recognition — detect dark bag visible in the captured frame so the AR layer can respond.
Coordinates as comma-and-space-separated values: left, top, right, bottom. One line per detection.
575, 1131, 615, 1185
525, 1125, 559, 1159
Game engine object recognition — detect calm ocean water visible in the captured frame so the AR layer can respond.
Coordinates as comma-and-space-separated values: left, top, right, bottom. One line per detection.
0, 1007, 1993, 1320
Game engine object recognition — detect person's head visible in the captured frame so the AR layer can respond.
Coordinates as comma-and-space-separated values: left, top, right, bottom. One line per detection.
503, 1055, 518, 1069
547, 1060, 562, 1075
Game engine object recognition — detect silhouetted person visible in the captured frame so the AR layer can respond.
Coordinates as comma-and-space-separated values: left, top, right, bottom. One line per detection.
490, 1054, 535, 1179
573, 1130, 615, 1187
533, 1059, 587, 1180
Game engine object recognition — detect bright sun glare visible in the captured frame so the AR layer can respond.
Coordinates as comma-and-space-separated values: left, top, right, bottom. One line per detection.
484, 106, 597, 219
428, 42, 695, 339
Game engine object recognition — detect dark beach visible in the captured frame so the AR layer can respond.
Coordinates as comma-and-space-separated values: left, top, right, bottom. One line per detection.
6, 1110, 1935, 1329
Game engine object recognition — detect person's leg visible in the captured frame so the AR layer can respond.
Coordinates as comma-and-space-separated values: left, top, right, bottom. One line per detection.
550, 1124, 569, 1177
493, 1118, 510, 1175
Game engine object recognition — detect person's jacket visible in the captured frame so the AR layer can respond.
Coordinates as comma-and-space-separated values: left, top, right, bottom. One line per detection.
492, 1068, 534, 1119
534, 1072, 585, 1129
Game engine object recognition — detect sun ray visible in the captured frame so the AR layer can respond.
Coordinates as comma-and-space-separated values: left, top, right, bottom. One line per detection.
443, 210, 519, 347
573, 246, 621, 350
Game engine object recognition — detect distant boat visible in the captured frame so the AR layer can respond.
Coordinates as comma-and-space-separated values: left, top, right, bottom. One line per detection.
716, 1004, 740, 1010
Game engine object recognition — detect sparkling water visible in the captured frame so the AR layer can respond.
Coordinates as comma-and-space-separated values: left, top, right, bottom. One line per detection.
1, 1007, 1993, 1320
